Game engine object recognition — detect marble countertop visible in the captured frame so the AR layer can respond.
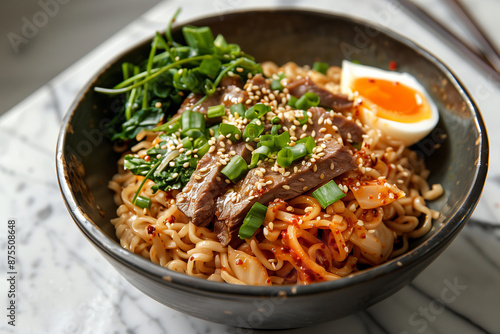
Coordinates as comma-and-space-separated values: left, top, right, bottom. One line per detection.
1, 0, 499, 333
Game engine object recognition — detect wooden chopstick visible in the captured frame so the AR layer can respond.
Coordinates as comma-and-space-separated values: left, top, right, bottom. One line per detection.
398, 0, 500, 81
443, 0, 500, 73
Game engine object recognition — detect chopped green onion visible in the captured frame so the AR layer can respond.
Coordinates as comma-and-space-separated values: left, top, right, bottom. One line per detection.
135, 196, 151, 209
249, 146, 271, 168
197, 142, 210, 157
219, 123, 241, 142
271, 116, 281, 124
313, 61, 329, 75
270, 124, 281, 136
352, 142, 362, 150
295, 92, 320, 110
312, 180, 346, 209
259, 134, 275, 149
208, 124, 219, 138
275, 131, 290, 148
238, 202, 268, 239
270, 79, 283, 91
230, 103, 246, 117
221, 155, 248, 182
277, 148, 293, 168
181, 136, 193, 149
243, 118, 265, 142
193, 136, 208, 148
289, 143, 308, 161
182, 26, 214, 55
181, 110, 205, 134
244, 103, 270, 120
288, 95, 298, 108
298, 110, 309, 126
207, 104, 225, 118
199, 57, 222, 79
296, 136, 315, 153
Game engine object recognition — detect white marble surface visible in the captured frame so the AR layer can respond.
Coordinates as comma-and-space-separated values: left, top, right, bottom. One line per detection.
1, 0, 500, 333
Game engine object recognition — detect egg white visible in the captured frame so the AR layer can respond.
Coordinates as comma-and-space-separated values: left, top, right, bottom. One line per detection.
340, 60, 439, 146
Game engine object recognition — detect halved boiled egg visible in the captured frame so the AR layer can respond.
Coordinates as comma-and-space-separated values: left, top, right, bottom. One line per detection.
340, 60, 439, 146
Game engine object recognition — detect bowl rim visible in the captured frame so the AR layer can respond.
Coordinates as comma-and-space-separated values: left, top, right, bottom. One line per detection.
56, 8, 489, 297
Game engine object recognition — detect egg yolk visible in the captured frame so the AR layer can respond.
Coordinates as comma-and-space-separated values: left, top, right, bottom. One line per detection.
352, 77, 432, 123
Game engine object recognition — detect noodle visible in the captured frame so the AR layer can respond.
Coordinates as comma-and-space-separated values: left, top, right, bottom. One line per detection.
108, 62, 443, 286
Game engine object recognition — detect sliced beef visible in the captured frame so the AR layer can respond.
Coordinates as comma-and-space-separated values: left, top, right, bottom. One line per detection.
287, 77, 353, 112
176, 76, 248, 124
214, 139, 357, 246
282, 107, 364, 144
176, 139, 252, 226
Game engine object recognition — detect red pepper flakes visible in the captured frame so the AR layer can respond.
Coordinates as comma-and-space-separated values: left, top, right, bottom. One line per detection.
389, 60, 397, 70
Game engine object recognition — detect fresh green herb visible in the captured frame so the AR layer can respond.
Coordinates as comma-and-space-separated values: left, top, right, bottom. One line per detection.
312, 180, 346, 209
238, 202, 268, 239
95, 9, 262, 142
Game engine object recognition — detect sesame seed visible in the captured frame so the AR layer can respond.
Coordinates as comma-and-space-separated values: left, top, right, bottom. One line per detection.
286, 206, 293, 212
320, 173, 325, 179
344, 246, 349, 253
303, 186, 308, 191
169, 161, 175, 167
282, 185, 290, 190
313, 165, 318, 172
183, 162, 190, 168
319, 127, 327, 133
330, 162, 335, 170
194, 175, 202, 180
311, 130, 316, 138
225, 179, 231, 184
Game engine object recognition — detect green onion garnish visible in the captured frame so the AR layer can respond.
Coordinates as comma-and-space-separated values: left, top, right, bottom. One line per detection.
249, 146, 271, 168
298, 110, 309, 126
313, 61, 329, 75
181, 109, 206, 134
135, 196, 151, 209
230, 103, 246, 117
277, 148, 293, 168
275, 131, 290, 148
259, 134, 275, 149
238, 202, 268, 239
288, 95, 298, 108
221, 155, 248, 182
243, 118, 265, 142
207, 104, 225, 118
295, 92, 320, 110
270, 79, 283, 92
182, 26, 214, 55
244, 103, 270, 120
312, 180, 346, 209
219, 123, 241, 142
296, 136, 315, 153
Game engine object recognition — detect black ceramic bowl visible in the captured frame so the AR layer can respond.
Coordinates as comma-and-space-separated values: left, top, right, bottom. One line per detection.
56, 9, 488, 329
